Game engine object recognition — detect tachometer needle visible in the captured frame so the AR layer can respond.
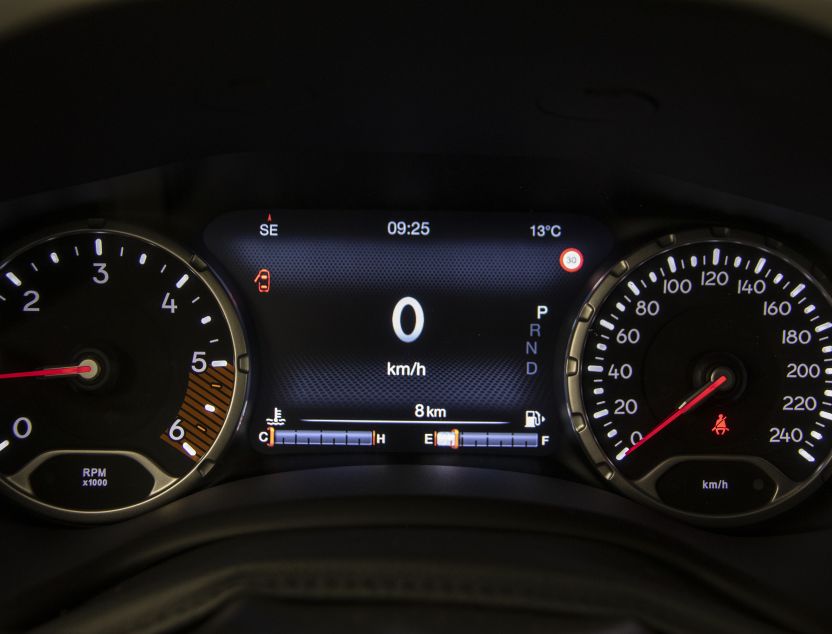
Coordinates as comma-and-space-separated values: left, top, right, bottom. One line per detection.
0, 365, 93, 381
624, 373, 728, 458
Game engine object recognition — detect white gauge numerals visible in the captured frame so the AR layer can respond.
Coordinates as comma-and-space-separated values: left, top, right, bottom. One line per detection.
568, 231, 832, 522
92, 262, 109, 285
392, 296, 425, 343
22, 290, 39, 312
161, 292, 178, 314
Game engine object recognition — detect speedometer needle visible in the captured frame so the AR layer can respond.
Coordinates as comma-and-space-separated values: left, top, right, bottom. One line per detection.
0, 364, 93, 381
624, 373, 728, 458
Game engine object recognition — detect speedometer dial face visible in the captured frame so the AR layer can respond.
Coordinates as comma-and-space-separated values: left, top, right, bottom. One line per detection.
0, 226, 247, 522
567, 229, 832, 523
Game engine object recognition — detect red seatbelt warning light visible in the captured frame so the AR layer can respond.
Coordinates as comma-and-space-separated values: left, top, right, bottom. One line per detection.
559, 248, 584, 273
712, 414, 730, 436
254, 268, 271, 293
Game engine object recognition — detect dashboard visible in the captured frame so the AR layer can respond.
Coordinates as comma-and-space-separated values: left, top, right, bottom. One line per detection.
4, 210, 832, 528
2, 1, 832, 632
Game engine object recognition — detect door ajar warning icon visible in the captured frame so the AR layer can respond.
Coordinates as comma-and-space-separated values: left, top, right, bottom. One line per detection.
254, 268, 271, 293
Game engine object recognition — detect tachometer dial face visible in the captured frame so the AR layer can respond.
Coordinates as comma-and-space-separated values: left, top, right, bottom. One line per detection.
567, 229, 832, 523
0, 226, 247, 521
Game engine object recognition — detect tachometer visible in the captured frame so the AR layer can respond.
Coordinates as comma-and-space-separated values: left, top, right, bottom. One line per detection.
0, 224, 247, 522
567, 228, 832, 523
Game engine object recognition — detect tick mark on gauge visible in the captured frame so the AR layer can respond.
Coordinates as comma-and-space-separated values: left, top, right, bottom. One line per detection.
0, 440, 8, 452
204, 404, 216, 413
182, 442, 197, 457
176, 274, 189, 289
211, 360, 228, 368
799, 448, 816, 463
627, 281, 640, 296
160, 264, 167, 274
94, 238, 103, 256
201, 316, 212, 325
50, 252, 59, 264
30, 263, 38, 272
139, 253, 147, 265
5, 272, 22, 287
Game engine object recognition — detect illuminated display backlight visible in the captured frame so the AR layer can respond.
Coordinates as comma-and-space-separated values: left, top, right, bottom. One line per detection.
205, 210, 613, 454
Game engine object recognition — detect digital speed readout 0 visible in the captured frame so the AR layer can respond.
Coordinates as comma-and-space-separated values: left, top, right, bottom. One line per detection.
205, 211, 612, 454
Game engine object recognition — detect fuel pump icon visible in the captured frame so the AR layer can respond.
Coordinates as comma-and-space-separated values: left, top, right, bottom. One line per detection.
253, 268, 271, 293
524, 410, 545, 428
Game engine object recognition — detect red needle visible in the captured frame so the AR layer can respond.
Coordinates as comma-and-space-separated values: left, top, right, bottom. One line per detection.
625, 373, 729, 458
0, 365, 93, 381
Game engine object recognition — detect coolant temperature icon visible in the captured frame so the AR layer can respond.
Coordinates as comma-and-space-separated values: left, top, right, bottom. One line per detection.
266, 407, 286, 426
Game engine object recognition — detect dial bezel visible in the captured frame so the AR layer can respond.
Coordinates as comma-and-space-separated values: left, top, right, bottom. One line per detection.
566, 227, 832, 526
0, 221, 249, 523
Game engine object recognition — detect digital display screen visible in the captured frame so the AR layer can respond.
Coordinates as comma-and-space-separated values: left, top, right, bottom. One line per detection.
205, 211, 612, 454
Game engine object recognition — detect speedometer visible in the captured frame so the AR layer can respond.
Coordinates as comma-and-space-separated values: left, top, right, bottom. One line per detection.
567, 228, 832, 523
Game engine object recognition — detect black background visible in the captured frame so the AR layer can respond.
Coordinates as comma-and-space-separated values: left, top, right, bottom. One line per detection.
2, 1, 832, 631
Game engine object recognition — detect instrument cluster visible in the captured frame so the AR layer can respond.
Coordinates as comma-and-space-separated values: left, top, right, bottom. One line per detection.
2, 209, 831, 526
